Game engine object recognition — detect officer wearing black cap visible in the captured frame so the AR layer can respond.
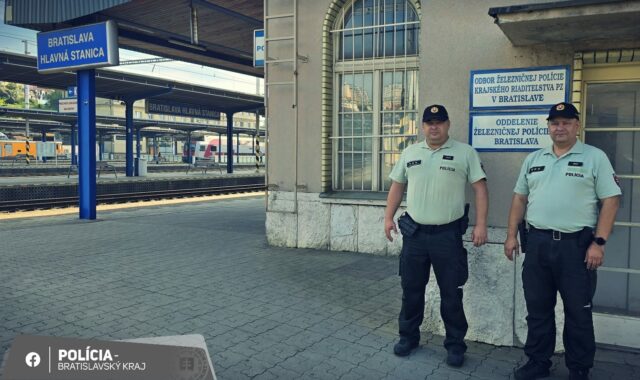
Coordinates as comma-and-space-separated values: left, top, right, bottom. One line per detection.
504, 102, 621, 380
385, 104, 488, 367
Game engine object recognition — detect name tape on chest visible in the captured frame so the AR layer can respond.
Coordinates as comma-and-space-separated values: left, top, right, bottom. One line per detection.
528, 166, 545, 174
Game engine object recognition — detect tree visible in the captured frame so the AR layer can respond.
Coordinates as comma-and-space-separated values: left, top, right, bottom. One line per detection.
0, 81, 23, 105
41, 89, 64, 110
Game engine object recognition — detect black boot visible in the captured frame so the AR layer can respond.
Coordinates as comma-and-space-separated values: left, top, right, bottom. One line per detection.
446, 349, 464, 367
393, 338, 418, 357
569, 369, 589, 380
514, 360, 550, 380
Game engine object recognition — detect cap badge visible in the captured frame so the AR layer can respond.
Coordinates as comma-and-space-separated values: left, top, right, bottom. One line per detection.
431, 106, 439, 113
556, 104, 565, 111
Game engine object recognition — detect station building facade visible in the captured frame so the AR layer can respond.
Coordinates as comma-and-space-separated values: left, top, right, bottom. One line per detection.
264, 0, 640, 349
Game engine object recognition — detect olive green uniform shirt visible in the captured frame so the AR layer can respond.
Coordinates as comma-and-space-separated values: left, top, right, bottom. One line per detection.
389, 138, 486, 225
514, 141, 621, 232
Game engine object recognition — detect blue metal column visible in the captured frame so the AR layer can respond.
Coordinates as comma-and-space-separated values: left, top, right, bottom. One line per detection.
41, 130, 47, 163
135, 127, 141, 176
98, 132, 104, 161
125, 101, 134, 176
119, 88, 171, 173
186, 132, 192, 163
218, 133, 221, 162
236, 133, 239, 163
71, 124, 77, 165
77, 69, 96, 219
153, 136, 158, 162
226, 112, 234, 173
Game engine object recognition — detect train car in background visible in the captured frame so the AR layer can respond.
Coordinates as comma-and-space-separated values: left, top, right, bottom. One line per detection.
0, 140, 64, 159
182, 137, 263, 162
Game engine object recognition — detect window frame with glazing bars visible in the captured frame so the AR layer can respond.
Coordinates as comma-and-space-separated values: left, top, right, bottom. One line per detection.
331, 0, 420, 192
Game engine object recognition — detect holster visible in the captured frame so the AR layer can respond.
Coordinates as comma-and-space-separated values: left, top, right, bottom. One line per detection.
578, 227, 595, 247
398, 212, 419, 237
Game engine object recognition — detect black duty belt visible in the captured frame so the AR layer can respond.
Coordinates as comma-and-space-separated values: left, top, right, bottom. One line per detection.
417, 219, 459, 234
529, 226, 581, 240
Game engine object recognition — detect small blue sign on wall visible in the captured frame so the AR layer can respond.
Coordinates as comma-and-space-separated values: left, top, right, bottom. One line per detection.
37, 21, 119, 74
254, 29, 264, 68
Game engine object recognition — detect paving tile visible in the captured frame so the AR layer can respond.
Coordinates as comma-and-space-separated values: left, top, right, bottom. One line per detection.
1, 197, 638, 380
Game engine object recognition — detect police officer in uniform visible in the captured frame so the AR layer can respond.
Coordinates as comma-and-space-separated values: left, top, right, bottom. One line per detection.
504, 102, 621, 380
385, 105, 488, 367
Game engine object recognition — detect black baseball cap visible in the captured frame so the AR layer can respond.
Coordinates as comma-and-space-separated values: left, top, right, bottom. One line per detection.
547, 102, 580, 120
422, 104, 449, 122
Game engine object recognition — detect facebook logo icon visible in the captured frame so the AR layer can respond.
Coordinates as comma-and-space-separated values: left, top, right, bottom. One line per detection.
25, 352, 41, 368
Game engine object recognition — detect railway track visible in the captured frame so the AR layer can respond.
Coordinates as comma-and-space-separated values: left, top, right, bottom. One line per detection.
0, 183, 266, 212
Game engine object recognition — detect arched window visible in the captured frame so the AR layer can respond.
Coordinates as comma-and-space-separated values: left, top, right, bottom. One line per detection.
333, 0, 419, 191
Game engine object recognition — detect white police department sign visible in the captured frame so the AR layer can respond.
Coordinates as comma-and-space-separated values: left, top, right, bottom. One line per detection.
469, 112, 552, 152
470, 66, 569, 110
37, 21, 119, 74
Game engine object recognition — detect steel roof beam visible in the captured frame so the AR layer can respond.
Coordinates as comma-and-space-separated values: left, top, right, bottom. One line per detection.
192, 0, 262, 27
121, 86, 173, 103
114, 17, 253, 58
119, 29, 254, 68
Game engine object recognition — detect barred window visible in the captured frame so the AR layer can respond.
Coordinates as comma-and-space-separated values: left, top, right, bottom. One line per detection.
333, 0, 419, 191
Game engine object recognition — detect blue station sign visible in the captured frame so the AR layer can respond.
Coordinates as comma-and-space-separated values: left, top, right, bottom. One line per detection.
37, 21, 119, 74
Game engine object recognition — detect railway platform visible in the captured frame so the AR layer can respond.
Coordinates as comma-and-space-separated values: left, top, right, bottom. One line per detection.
0, 168, 263, 186
0, 169, 265, 212
0, 197, 638, 379
0, 161, 260, 177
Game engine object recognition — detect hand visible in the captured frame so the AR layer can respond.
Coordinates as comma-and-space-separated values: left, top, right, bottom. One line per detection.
585, 243, 604, 270
384, 218, 398, 242
472, 225, 488, 247
504, 236, 520, 261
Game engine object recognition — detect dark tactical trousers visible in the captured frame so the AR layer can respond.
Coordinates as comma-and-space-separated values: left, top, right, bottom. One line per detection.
398, 228, 468, 353
523, 230, 597, 371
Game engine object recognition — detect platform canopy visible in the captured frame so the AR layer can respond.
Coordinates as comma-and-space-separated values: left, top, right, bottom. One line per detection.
0, 51, 264, 118
488, 0, 640, 47
4, 0, 263, 77
0, 107, 264, 138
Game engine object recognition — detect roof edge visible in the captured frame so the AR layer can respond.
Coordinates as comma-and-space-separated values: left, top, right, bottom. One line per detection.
488, 0, 631, 18
5, 0, 131, 25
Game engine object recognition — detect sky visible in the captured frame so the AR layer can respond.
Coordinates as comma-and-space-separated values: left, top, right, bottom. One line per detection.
0, 0, 263, 95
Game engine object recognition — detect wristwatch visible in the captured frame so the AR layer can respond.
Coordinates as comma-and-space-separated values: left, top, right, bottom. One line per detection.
593, 236, 607, 246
